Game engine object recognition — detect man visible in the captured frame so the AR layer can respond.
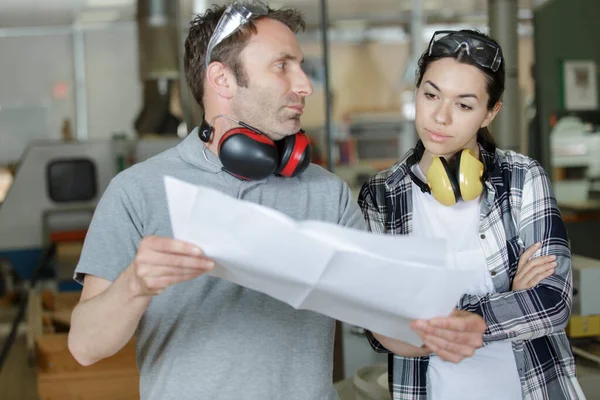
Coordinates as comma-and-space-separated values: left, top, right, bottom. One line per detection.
68, 2, 486, 400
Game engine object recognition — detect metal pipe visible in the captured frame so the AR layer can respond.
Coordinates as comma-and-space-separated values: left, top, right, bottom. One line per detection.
411, 0, 424, 57
177, 0, 195, 132
73, 27, 89, 140
176, 0, 206, 132
489, 0, 520, 152
399, 0, 426, 153
136, 0, 179, 80
319, 0, 334, 172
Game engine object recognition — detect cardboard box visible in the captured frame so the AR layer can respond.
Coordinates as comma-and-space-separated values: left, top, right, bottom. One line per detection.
36, 333, 139, 400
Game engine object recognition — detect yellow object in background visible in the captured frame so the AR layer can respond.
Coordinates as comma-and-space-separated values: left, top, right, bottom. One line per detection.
567, 315, 600, 338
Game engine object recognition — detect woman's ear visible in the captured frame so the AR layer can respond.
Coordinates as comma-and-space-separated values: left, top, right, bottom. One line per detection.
205, 62, 235, 100
481, 101, 503, 128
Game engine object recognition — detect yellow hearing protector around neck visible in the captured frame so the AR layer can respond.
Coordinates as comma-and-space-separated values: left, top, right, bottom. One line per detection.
411, 148, 485, 206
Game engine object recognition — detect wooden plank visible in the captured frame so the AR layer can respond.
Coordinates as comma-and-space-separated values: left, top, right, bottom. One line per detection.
26, 289, 43, 356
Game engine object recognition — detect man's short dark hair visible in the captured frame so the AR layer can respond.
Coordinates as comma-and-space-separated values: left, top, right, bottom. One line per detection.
183, 5, 306, 108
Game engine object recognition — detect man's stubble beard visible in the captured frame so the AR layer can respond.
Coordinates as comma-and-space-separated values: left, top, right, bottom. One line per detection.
232, 91, 299, 141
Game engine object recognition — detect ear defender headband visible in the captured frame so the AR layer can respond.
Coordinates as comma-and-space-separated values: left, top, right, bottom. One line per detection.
408, 148, 485, 207
199, 115, 312, 181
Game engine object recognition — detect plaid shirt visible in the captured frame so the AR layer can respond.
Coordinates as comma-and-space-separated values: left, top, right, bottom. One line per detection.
357, 145, 584, 400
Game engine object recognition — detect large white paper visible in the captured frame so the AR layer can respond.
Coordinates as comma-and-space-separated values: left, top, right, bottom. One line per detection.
165, 176, 479, 346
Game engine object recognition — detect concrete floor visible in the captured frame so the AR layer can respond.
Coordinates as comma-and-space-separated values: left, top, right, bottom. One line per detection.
578, 362, 600, 400
0, 335, 38, 400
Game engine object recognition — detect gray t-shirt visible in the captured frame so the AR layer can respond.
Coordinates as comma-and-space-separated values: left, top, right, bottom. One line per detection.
74, 129, 366, 400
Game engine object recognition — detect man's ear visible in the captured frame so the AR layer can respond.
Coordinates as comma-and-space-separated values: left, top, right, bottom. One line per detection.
205, 62, 235, 99
481, 101, 503, 128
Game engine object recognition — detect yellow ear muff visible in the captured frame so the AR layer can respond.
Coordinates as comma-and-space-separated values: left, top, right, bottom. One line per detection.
426, 157, 459, 206
457, 149, 484, 202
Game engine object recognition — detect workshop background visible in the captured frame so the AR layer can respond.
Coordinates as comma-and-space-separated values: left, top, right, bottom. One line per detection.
0, 0, 599, 399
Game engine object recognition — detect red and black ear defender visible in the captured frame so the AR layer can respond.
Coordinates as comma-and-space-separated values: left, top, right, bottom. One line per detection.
199, 117, 312, 181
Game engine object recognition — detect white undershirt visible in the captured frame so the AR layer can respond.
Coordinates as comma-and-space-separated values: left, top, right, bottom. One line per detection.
410, 164, 522, 400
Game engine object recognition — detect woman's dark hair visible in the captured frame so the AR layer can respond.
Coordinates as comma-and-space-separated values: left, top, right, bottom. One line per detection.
415, 29, 505, 149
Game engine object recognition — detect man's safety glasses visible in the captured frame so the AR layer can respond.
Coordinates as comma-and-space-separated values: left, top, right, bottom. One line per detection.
205, 0, 269, 69
427, 30, 503, 72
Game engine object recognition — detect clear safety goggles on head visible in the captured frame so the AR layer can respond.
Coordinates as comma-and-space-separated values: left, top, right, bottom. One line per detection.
427, 30, 502, 72
205, 0, 269, 69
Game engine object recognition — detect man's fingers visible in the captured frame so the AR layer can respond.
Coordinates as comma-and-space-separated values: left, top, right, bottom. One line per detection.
137, 265, 211, 278
418, 338, 459, 363
517, 242, 541, 269
416, 325, 483, 349
411, 326, 474, 362
144, 273, 203, 291
422, 333, 476, 358
411, 311, 485, 363
421, 338, 470, 363
137, 250, 215, 270
427, 314, 487, 335
141, 236, 203, 256
412, 312, 486, 335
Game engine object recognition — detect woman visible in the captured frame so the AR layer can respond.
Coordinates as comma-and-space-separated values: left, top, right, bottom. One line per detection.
358, 30, 584, 399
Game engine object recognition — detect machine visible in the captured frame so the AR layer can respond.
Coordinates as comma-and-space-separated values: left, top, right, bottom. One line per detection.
568, 255, 600, 368
550, 116, 600, 201
550, 114, 600, 204
549, 113, 600, 262
548, 115, 600, 361
0, 137, 179, 291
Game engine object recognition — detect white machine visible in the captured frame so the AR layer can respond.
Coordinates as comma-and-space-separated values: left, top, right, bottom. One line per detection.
0, 137, 180, 285
572, 255, 600, 317
550, 116, 600, 203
